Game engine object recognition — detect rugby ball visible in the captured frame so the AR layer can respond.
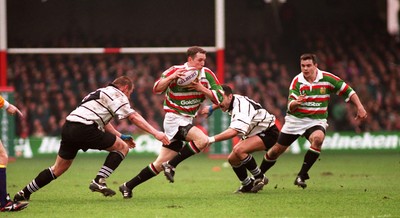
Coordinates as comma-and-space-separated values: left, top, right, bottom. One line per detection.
176, 69, 200, 86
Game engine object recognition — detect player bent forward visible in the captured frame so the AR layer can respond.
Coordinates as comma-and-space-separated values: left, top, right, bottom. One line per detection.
203, 84, 279, 193
262, 53, 367, 189
14, 76, 169, 202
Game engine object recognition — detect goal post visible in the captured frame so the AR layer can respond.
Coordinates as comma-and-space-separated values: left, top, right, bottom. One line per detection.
0, 0, 231, 158
0, 0, 8, 87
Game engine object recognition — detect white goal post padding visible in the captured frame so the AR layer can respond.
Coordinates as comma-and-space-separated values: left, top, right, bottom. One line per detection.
7, 47, 217, 54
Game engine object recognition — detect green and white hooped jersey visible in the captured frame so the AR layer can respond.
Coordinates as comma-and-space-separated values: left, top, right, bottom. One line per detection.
287, 69, 355, 120
153, 63, 223, 117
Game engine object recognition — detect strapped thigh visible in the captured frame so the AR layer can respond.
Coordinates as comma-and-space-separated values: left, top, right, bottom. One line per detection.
277, 132, 300, 146
161, 123, 194, 152
162, 140, 185, 152
176, 124, 194, 141
303, 125, 326, 140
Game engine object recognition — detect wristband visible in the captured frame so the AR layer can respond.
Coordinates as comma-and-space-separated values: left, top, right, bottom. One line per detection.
208, 136, 215, 144
3, 100, 10, 110
120, 134, 133, 141
208, 105, 214, 116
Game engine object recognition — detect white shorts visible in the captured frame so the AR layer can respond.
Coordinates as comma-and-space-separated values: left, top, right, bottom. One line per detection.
163, 112, 194, 140
281, 114, 328, 135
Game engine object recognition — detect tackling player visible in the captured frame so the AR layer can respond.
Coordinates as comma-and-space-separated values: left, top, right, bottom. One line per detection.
202, 84, 280, 193
14, 76, 169, 202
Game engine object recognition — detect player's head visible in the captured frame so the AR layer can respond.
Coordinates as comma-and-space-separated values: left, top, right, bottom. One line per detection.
187, 46, 206, 70
219, 84, 233, 112
300, 53, 318, 77
300, 53, 318, 64
112, 76, 134, 97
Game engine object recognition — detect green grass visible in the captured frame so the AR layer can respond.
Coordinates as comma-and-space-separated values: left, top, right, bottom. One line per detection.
3, 151, 400, 218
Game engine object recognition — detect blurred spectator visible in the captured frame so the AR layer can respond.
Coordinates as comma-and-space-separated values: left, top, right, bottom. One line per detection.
31, 119, 46, 137
6, 18, 400, 137
46, 115, 61, 136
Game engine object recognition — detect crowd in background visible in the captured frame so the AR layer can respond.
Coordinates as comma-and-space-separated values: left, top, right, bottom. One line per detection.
6, 19, 400, 138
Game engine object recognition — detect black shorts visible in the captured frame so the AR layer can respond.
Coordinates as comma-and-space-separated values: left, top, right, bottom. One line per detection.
162, 123, 194, 152
277, 125, 326, 146
256, 125, 279, 151
58, 121, 117, 160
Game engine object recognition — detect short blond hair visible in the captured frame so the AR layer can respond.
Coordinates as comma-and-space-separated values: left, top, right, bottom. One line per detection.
112, 76, 133, 91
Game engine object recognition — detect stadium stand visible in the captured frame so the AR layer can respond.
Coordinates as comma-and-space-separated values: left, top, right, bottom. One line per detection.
5, 7, 400, 137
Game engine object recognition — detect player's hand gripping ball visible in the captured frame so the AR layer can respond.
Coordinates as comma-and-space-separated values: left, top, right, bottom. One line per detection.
176, 69, 200, 86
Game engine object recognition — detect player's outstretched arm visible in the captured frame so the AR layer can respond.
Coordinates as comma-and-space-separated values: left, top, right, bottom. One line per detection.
5, 103, 23, 117
199, 104, 220, 117
349, 93, 367, 120
208, 128, 238, 145
104, 123, 136, 148
128, 112, 170, 145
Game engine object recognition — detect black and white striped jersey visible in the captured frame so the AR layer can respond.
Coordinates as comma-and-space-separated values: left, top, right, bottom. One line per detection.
66, 85, 135, 130
228, 94, 275, 137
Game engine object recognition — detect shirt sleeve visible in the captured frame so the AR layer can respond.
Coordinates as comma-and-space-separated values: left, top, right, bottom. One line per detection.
106, 92, 135, 120
153, 66, 179, 94
205, 69, 224, 104
229, 99, 252, 135
287, 76, 301, 111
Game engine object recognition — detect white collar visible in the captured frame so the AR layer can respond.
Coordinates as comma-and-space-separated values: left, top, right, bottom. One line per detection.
298, 69, 323, 84
183, 62, 190, 69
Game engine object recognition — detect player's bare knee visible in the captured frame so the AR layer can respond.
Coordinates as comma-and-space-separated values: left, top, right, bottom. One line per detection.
117, 146, 129, 157
232, 146, 245, 157
268, 145, 285, 159
227, 155, 239, 166
227, 153, 235, 162
267, 150, 278, 159
310, 136, 324, 149
193, 136, 208, 150
115, 140, 129, 155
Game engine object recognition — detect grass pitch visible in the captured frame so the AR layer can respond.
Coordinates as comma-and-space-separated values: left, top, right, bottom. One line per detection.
4, 150, 400, 218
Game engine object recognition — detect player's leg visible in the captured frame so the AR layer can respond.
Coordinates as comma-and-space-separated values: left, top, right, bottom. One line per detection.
258, 125, 285, 175
14, 155, 73, 201
90, 135, 129, 197
119, 143, 181, 199
14, 121, 80, 201
232, 135, 272, 192
259, 131, 299, 177
0, 141, 9, 208
162, 125, 208, 182
0, 140, 29, 212
168, 125, 208, 167
232, 137, 266, 179
294, 126, 325, 188
227, 148, 253, 193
